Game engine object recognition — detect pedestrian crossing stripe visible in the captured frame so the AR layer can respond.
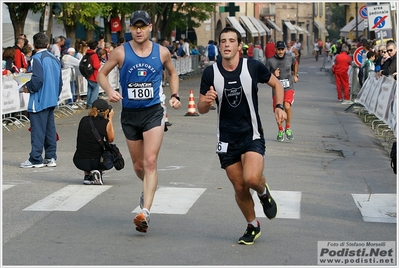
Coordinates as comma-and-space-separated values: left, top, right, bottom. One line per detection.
132, 187, 207, 214
3, 185, 15, 191
352, 194, 396, 223
23, 185, 112, 211
5, 183, 395, 222
253, 190, 302, 219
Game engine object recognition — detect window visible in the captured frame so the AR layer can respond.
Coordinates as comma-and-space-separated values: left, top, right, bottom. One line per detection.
314, 3, 318, 17
319, 3, 323, 17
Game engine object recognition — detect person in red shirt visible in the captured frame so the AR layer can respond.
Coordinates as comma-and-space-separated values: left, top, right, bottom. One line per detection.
85, 40, 102, 109
265, 38, 275, 59
332, 45, 352, 104
13, 37, 28, 71
247, 42, 254, 59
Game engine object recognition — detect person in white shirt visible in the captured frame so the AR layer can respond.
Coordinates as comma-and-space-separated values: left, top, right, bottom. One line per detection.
62, 47, 80, 107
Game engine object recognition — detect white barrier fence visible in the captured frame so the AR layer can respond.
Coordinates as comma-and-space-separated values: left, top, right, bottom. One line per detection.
355, 72, 397, 137
2, 56, 200, 118
2, 67, 120, 115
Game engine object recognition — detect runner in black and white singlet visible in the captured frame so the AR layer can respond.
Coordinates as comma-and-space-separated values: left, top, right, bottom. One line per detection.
98, 10, 181, 234
198, 27, 286, 245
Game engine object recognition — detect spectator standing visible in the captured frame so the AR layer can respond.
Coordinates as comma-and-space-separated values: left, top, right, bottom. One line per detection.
13, 37, 28, 70
97, 10, 181, 233
377, 41, 397, 79
265, 38, 275, 59
3, 47, 20, 74
247, 42, 254, 59
183, 38, 190, 57
50, 36, 64, 60
362, 51, 376, 83
20, 32, 62, 168
265, 41, 298, 142
205, 40, 217, 62
191, 45, 199, 55
73, 99, 115, 185
332, 45, 352, 104
85, 40, 102, 109
22, 45, 33, 68
62, 47, 81, 107
197, 27, 285, 245
374, 44, 387, 73
98, 49, 108, 64
253, 40, 266, 64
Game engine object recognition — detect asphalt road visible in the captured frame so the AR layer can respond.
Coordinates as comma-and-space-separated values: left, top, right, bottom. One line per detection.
2, 56, 396, 267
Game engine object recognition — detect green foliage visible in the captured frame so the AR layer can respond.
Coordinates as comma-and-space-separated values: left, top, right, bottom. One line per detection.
5, 2, 217, 41
326, 3, 346, 30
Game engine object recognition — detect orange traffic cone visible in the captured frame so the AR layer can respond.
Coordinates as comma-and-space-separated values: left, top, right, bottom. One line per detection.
185, 90, 199, 116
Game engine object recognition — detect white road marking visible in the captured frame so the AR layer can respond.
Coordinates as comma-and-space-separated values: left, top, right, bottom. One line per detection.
132, 187, 207, 214
3, 185, 15, 191
352, 194, 396, 223
254, 190, 302, 219
23, 185, 112, 211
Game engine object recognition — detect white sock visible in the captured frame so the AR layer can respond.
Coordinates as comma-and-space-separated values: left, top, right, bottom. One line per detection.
257, 186, 267, 197
249, 219, 258, 227
142, 208, 150, 217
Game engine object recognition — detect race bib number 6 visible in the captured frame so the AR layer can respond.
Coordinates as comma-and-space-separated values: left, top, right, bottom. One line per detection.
128, 82, 154, 100
216, 141, 228, 153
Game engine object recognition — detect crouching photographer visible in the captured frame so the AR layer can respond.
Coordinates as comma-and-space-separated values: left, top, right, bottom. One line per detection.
73, 99, 115, 185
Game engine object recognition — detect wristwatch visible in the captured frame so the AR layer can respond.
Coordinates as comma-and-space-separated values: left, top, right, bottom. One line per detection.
275, 104, 285, 111
171, 93, 180, 101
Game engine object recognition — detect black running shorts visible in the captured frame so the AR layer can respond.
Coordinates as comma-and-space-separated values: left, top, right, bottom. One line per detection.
121, 103, 165, 141
218, 138, 266, 169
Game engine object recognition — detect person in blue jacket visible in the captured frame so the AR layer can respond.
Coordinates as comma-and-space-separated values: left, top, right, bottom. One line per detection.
20, 32, 63, 168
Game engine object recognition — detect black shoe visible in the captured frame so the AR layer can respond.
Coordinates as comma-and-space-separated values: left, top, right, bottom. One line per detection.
238, 221, 261, 245
83, 174, 94, 185
258, 183, 278, 219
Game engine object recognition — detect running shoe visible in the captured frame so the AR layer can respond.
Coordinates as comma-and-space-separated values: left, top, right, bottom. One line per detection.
134, 210, 150, 233
44, 158, 57, 167
238, 221, 261, 245
91, 170, 103, 185
285, 128, 294, 140
258, 183, 278, 219
20, 160, 44, 168
277, 130, 285, 142
83, 174, 94, 185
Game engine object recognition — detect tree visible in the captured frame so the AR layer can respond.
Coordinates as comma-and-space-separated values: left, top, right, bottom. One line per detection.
4, 2, 216, 46
57, 2, 108, 46
4, 3, 45, 44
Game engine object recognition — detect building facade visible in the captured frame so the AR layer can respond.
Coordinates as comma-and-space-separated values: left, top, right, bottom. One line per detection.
193, 2, 330, 57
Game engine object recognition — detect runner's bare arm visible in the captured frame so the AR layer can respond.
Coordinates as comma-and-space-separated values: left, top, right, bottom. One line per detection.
161, 46, 181, 109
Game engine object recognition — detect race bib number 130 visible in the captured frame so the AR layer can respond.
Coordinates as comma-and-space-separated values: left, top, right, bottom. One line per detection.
128, 82, 154, 100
